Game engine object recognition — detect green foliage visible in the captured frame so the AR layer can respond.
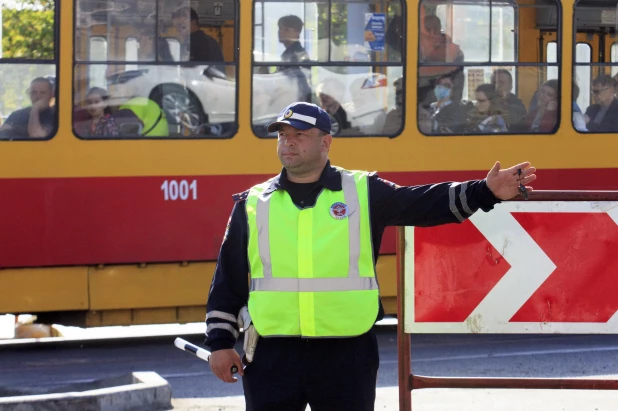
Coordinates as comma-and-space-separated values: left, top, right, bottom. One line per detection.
318, 3, 348, 46
1, 0, 55, 59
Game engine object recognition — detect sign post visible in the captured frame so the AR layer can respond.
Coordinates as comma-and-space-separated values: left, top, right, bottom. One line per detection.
397, 191, 618, 410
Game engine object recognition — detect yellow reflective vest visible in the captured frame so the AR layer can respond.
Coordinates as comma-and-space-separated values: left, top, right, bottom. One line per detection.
245, 168, 379, 338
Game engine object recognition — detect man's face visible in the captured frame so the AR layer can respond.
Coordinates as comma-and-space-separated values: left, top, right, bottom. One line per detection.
29, 81, 52, 105
592, 82, 614, 106
173, 14, 191, 40
277, 123, 330, 173
278, 24, 298, 44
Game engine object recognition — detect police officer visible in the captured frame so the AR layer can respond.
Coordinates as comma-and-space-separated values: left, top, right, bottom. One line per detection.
205, 102, 536, 411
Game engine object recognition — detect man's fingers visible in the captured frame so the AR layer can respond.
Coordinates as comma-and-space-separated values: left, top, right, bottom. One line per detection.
522, 174, 537, 184
507, 161, 531, 175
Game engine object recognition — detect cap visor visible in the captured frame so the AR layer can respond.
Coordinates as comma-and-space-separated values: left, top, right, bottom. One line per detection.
267, 119, 314, 133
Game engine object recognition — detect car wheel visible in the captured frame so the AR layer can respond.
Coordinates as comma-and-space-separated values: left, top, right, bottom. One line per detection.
151, 86, 206, 131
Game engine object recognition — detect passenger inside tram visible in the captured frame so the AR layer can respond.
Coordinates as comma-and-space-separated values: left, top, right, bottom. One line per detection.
428, 73, 468, 135
75, 87, 120, 138
524, 79, 558, 133
0, 77, 55, 139
490, 69, 527, 133
465, 84, 508, 134
172, 7, 224, 62
585, 74, 618, 133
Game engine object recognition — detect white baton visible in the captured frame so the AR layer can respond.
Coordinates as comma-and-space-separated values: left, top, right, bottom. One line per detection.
174, 338, 239, 374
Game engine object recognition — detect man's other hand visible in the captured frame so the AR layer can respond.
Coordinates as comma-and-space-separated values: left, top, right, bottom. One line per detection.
209, 348, 244, 383
486, 161, 537, 200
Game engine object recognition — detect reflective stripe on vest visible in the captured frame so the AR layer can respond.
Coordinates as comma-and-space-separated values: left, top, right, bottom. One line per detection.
245, 168, 379, 338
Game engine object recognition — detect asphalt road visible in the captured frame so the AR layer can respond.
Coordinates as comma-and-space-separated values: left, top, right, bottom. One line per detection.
1, 326, 618, 399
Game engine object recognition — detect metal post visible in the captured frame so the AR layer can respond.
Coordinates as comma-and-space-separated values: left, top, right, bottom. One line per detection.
396, 227, 412, 411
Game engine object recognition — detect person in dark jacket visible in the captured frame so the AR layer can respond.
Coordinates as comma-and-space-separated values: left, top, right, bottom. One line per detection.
465, 83, 508, 133
204, 101, 537, 411
429, 73, 468, 134
491, 69, 527, 132
172, 7, 224, 62
277, 15, 311, 103
585, 74, 618, 132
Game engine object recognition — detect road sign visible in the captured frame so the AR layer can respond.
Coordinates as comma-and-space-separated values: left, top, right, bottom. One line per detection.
404, 201, 618, 334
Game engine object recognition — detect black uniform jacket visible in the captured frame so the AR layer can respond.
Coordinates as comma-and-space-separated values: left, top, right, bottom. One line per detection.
205, 161, 500, 351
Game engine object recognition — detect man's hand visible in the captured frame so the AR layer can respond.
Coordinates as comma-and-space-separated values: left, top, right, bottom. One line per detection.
486, 161, 537, 200
209, 348, 244, 383
32, 98, 51, 112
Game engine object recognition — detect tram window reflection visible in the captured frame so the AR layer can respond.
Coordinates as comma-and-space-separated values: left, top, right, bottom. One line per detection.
73, 0, 238, 139
252, 0, 405, 138
418, 0, 560, 136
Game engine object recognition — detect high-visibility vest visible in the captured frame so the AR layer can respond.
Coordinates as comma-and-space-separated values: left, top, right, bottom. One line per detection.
245, 168, 379, 338
119, 97, 169, 137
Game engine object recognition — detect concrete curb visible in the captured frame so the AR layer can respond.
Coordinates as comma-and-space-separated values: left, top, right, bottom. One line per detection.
0, 372, 172, 411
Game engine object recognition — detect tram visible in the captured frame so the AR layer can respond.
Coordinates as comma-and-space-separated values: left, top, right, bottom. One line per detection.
0, 0, 616, 327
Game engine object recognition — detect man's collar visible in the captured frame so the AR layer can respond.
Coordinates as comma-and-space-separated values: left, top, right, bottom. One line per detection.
263, 160, 342, 195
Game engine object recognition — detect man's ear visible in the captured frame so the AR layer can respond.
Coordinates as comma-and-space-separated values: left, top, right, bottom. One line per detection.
322, 133, 333, 152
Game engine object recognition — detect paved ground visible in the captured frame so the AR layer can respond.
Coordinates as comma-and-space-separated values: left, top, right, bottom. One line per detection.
2, 325, 618, 410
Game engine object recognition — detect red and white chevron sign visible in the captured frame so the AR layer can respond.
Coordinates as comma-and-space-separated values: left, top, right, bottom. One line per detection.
404, 201, 618, 334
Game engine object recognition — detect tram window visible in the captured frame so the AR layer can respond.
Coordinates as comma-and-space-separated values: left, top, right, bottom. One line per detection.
0, 0, 57, 141
73, 0, 238, 139
252, 1, 405, 138
574, 1, 618, 133
419, 0, 560, 136
546, 42, 558, 81
574, 43, 591, 115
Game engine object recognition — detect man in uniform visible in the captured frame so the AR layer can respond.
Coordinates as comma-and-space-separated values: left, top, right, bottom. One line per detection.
205, 102, 536, 411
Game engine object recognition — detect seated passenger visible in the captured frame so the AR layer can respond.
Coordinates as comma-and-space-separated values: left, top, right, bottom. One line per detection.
383, 76, 404, 135
316, 78, 352, 136
491, 69, 527, 132
76, 87, 119, 137
524, 79, 558, 133
465, 84, 507, 133
0, 77, 55, 139
114, 97, 169, 137
429, 74, 468, 134
585, 74, 618, 132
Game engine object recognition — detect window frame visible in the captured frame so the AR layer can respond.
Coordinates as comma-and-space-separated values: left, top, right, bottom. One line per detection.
71, 0, 240, 141
0, 0, 60, 142
417, 0, 563, 137
250, 0, 408, 139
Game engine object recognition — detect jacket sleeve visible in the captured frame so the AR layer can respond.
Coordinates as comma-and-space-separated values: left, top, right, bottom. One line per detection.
369, 174, 501, 228
204, 198, 250, 351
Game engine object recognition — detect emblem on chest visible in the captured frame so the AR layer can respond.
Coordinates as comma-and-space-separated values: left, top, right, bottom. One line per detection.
330, 202, 349, 219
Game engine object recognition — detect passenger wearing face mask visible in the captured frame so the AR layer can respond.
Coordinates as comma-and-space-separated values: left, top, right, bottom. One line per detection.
429, 74, 468, 135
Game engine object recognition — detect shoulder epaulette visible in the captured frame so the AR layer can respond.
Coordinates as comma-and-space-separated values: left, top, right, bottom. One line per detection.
232, 190, 249, 203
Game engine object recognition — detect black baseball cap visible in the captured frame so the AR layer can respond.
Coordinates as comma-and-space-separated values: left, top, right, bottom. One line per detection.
267, 102, 332, 134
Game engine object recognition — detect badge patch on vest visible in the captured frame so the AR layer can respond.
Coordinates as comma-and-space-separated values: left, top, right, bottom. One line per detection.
330, 202, 349, 219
